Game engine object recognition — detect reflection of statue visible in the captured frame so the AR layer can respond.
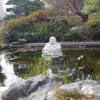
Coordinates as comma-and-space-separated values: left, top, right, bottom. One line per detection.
42, 36, 63, 60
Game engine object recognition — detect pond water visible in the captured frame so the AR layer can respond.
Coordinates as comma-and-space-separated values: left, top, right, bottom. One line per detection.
0, 48, 100, 84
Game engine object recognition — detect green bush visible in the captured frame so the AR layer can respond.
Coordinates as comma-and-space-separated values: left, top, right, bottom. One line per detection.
66, 30, 83, 41
63, 18, 100, 41
60, 18, 100, 41
85, 18, 100, 40
1, 9, 48, 34
7, 22, 52, 42
63, 27, 88, 41
50, 18, 70, 35
7, 18, 70, 42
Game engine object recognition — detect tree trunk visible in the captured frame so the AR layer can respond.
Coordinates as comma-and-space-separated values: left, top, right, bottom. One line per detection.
76, 12, 88, 22
81, 14, 88, 22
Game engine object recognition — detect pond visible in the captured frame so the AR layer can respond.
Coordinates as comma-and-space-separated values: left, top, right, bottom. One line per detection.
0, 48, 100, 84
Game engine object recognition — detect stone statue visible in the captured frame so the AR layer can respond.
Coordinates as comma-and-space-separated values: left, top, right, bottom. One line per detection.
42, 36, 63, 60
42, 36, 63, 75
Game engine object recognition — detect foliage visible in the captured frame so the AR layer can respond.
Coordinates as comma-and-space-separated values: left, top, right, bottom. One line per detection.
2, 9, 48, 34
86, 18, 100, 27
44, 0, 84, 17
49, 18, 70, 35
4, 15, 15, 20
6, 22, 51, 42
89, 12, 100, 19
5, 16, 100, 42
59, 17, 100, 41
55, 90, 82, 100
0, 9, 48, 43
44, 0, 100, 22
6, 17, 70, 42
44, 0, 69, 16
82, 0, 100, 14
0, 28, 6, 45
5, 0, 45, 19
7, 31, 50, 42
85, 18, 100, 39
66, 25, 100, 41
19, 57, 48, 77
0, 1, 100, 43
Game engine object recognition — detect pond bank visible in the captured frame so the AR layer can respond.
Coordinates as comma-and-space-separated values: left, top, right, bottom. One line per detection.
1, 42, 100, 53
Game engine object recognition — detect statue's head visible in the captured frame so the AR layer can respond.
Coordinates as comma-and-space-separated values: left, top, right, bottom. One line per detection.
49, 36, 57, 45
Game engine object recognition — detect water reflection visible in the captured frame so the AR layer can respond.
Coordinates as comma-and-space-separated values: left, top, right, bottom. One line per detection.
0, 48, 100, 83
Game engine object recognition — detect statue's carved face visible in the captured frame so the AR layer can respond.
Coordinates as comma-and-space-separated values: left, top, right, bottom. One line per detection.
49, 37, 57, 45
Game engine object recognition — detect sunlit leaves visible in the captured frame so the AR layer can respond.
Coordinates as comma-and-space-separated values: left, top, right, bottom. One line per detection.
82, 0, 99, 14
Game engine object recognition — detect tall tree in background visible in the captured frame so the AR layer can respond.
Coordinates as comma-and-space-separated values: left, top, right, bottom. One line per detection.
44, 0, 100, 22
43, 0, 69, 16
5, 0, 45, 19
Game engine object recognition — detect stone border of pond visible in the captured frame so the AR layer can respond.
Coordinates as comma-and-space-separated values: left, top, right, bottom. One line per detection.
1, 42, 100, 53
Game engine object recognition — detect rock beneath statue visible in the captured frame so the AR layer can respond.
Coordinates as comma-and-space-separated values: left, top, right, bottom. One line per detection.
42, 36, 63, 60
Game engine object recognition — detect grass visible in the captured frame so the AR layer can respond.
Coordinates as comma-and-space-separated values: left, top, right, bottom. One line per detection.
19, 57, 48, 78
17, 56, 70, 84
55, 90, 82, 100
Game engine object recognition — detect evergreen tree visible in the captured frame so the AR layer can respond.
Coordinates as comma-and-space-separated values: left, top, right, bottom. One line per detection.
5, 0, 45, 19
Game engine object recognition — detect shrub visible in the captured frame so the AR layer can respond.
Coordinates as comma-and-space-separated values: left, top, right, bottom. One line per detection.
65, 27, 88, 41
66, 30, 83, 41
55, 90, 82, 100
0, 27, 7, 42
7, 31, 51, 43
34, 23, 48, 33
56, 17, 100, 41
89, 12, 100, 19
6, 17, 70, 42
85, 18, 100, 40
7, 31, 36, 42
7, 22, 51, 42
64, 17, 100, 41
2, 9, 48, 34
49, 18, 70, 35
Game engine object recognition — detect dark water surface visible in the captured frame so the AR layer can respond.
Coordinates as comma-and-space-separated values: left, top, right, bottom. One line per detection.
0, 48, 100, 83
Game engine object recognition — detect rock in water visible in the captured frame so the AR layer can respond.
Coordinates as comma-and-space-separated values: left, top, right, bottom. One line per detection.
2, 76, 100, 100
19, 81, 54, 100
1, 75, 47, 100
0, 87, 8, 100
42, 36, 63, 60
58, 80, 100, 100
